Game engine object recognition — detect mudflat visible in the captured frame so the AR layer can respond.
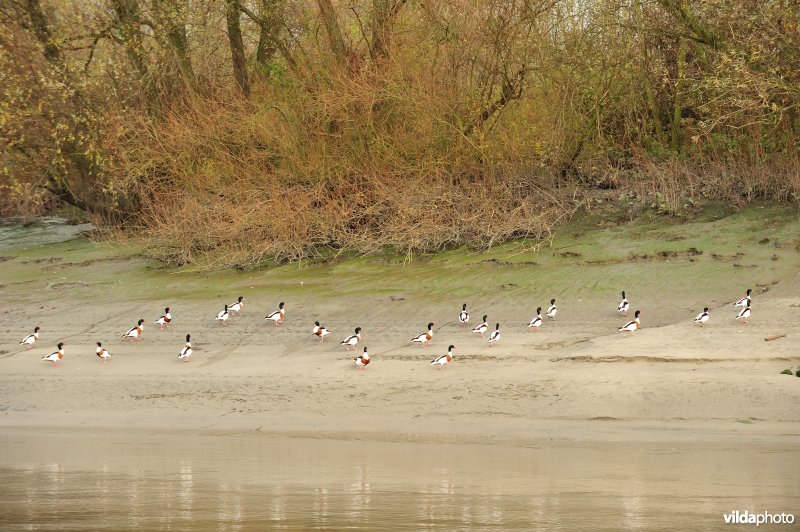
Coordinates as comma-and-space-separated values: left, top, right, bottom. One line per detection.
1, 208, 799, 528
1, 207, 799, 444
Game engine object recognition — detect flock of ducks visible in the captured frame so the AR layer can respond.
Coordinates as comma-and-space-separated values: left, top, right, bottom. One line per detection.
19, 288, 756, 369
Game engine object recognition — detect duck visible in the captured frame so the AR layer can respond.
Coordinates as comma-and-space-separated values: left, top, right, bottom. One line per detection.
546, 299, 557, 320
472, 315, 489, 337
265, 302, 285, 326
411, 322, 434, 347
155, 307, 172, 330
216, 305, 229, 326
42, 342, 64, 367
734, 289, 752, 308
736, 300, 751, 324
459, 304, 469, 325
341, 327, 362, 350
528, 308, 543, 331
178, 334, 192, 362
96, 342, 111, 364
488, 323, 501, 346
19, 326, 40, 349
313, 321, 330, 342
122, 319, 145, 341
618, 291, 629, 317
618, 310, 641, 337
431, 345, 455, 370
693, 307, 709, 327
228, 296, 245, 314
354, 347, 370, 370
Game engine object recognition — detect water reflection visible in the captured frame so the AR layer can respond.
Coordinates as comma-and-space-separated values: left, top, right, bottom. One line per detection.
0, 430, 797, 530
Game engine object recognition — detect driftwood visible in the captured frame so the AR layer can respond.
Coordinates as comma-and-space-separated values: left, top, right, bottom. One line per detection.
764, 333, 786, 342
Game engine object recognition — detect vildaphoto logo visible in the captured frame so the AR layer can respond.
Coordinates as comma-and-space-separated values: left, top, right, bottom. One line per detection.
723, 511, 795, 526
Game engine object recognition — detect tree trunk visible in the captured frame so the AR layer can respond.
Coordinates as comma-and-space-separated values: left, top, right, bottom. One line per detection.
153, 0, 195, 91
316, 0, 348, 69
657, 0, 722, 49
671, 37, 688, 152
371, 0, 406, 62
225, 0, 250, 96
110, 0, 160, 113
636, 0, 665, 145
255, 0, 284, 68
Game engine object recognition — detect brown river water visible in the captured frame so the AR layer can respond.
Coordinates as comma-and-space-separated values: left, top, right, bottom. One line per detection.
0, 429, 797, 530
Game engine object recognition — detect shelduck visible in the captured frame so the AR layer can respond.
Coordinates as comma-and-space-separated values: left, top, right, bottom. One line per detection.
228, 296, 245, 314
472, 316, 489, 337
155, 307, 172, 330
546, 299, 557, 320
736, 301, 751, 324
96, 342, 111, 364
488, 323, 501, 346
354, 347, 370, 369
734, 289, 752, 308
694, 308, 709, 327
178, 334, 192, 362
618, 291, 630, 317
341, 327, 362, 350
313, 321, 330, 342
42, 342, 64, 367
528, 308, 543, 331
19, 326, 40, 349
431, 345, 455, 370
122, 319, 145, 341
459, 304, 469, 325
618, 310, 641, 336
411, 322, 434, 347
216, 305, 229, 326
265, 302, 285, 326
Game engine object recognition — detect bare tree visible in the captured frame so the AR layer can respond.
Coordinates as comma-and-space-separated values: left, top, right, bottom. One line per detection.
316, 0, 348, 69
226, 0, 250, 95
370, 0, 406, 62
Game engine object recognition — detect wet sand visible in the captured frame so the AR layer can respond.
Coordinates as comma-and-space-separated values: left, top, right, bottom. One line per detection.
1, 286, 799, 444
1, 212, 799, 527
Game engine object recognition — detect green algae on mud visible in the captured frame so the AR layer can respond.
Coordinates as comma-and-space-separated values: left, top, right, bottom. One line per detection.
1, 204, 798, 305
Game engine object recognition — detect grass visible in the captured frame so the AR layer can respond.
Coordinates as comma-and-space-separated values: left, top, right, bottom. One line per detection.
1, 203, 798, 308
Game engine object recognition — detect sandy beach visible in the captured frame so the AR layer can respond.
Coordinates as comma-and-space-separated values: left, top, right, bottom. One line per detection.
1, 260, 799, 445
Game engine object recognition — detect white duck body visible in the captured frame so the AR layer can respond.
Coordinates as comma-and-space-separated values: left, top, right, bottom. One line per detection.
459, 304, 469, 325
431, 346, 454, 370
178, 335, 193, 361
472, 316, 489, 337
229, 297, 244, 314
155, 308, 172, 330
20, 327, 40, 348
43, 344, 64, 366
411, 323, 434, 347
122, 320, 144, 341
694, 309, 709, 326
618, 310, 641, 335
488, 324, 501, 345
735, 289, 752, 308
354, 349, 370, 369
341, 328, 362, 350
618, 291, 629, 316
96, 343, 111, 363
736, 303, 751, 322
528, 308, 543, 330
265, 302, 285, 325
